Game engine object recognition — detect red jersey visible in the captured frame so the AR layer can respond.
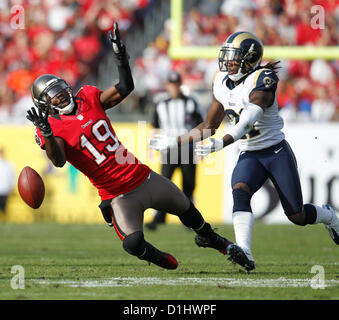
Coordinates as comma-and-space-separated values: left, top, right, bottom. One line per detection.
35, 85, 150, 200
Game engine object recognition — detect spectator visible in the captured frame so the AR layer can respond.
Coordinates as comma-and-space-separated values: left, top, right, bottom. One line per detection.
311, 87, 336, 122
1, 0, 338, 123
131, 0, 338, 123
310, 59, 334, 85
0, 0, 153, 122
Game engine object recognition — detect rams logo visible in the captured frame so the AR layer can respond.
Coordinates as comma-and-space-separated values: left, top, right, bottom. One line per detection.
263, 76, 276, 88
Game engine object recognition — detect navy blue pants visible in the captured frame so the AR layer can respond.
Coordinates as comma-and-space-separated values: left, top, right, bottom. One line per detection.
231, 139, 303, 216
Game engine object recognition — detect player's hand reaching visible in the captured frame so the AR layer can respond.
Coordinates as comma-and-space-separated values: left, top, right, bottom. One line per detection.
26, 107, 53, 137
108, 22, 129, 65
149, 135, 177, 151
194, 138, 224, 157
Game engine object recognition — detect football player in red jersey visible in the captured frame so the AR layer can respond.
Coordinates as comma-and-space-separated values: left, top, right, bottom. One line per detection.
26, 23, 251, 271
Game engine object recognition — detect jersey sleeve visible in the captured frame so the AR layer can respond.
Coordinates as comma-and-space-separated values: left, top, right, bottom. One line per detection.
83, 85, 102, 99
252, 69, 279, 93
35, 127, 46, 150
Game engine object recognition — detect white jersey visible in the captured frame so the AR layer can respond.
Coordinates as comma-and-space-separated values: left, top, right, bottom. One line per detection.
213, 68, 284, 151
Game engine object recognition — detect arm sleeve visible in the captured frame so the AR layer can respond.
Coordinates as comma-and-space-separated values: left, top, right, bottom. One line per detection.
227, 103, 264, 142
115, 64, 134, 98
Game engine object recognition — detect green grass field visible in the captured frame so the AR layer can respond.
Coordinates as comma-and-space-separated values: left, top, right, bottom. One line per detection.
0, 222, 338, 300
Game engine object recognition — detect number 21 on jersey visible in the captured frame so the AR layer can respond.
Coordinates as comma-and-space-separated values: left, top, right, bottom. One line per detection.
225, 108, 261, 139
80, 119, 120, 165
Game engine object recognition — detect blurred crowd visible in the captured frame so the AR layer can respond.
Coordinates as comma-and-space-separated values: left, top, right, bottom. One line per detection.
0, 0, 153, 123
132, 0, 339, 122
0, 0, 338, 124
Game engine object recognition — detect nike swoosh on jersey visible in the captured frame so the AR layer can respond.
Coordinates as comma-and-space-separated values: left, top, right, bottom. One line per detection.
264, 71, 271, 75
274, 147, 283, 154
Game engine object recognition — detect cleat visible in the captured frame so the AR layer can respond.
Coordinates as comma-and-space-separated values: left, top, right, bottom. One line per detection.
227, 244, 255, 272
195, 232, 255, 272
139, 243, 178, 269
195, 232, 233, 256
323, 204, 339, 245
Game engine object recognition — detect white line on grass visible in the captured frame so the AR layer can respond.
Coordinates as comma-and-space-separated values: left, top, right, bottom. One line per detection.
34, 277, 339, 288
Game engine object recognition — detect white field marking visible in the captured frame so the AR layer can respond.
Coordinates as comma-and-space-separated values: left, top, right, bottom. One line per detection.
34, 277, 339, 288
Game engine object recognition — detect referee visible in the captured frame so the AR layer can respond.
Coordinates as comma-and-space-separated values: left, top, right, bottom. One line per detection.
146, 71, 204, 230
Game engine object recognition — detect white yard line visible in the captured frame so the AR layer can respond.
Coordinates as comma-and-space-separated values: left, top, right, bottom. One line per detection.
34, 277, 339, 288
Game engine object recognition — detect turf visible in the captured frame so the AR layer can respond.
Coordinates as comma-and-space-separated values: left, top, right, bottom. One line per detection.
0, 222, 338, 300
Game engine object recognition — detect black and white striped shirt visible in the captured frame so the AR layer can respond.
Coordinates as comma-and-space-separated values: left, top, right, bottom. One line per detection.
152, 94, 204, 138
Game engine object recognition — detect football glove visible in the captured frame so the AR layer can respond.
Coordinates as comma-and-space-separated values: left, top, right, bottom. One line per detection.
26, 107, 53, 137
108, 22, 129, 65
194, 138, 224, 157
149, 135, 177, 151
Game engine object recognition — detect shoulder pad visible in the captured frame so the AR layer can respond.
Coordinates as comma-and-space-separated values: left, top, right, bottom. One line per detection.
212, 70, 220, 83
252, 68, 279, 92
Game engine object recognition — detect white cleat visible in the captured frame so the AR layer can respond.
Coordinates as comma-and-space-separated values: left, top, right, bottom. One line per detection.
242, 247, 255, 271
322, 204, 339, 245
243, 247, 255, 262
227, 244, 255, 272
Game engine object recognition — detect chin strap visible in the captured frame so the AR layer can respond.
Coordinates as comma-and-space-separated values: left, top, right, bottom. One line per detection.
228, 70, 247, 82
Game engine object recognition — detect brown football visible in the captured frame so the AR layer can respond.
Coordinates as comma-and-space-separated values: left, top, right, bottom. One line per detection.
18, 166, 45, 209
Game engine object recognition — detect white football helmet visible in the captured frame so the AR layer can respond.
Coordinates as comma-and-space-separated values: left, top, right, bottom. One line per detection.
218, 31, 263, 81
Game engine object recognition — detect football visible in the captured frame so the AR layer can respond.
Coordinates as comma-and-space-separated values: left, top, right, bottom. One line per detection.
17, 166, 45, 209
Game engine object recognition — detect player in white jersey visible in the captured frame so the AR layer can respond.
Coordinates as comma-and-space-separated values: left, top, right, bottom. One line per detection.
150, 31, 339, 272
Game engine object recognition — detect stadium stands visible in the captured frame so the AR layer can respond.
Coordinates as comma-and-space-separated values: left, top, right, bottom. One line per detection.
0, 0, 338, 123
131, 0, 338, 122
0, 0, 154, 123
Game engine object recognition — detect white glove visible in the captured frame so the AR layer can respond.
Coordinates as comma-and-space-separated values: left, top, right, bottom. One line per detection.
149, 134, 177, 151
195, 137, 224, 157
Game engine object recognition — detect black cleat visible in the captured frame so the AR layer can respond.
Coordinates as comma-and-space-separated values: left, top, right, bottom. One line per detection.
195, 233, 255, 272
139, 242, 178, 270
227, 244, 255, 272
195, 233, 233, 256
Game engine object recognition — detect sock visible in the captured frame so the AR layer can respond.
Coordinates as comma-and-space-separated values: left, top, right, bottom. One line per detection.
232, 211, 254, 259
195, 222, 215, 237
178, 202, 205, 231
304, 203, 334, 225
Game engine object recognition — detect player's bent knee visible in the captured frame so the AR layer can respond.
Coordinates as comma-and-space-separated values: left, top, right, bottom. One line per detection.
233, 182, 251, 193
232, 188, 252, 213
287, 212, 306, 226
122, 231, 145, 256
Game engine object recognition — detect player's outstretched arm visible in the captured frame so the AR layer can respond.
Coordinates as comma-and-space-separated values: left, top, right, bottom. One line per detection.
44, 136, 67, 168
26, 107, 66, 167
100, 22, 134, 110
149, 96, 225, 151
222, 93, 267, 147
178, 96, 225, 145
